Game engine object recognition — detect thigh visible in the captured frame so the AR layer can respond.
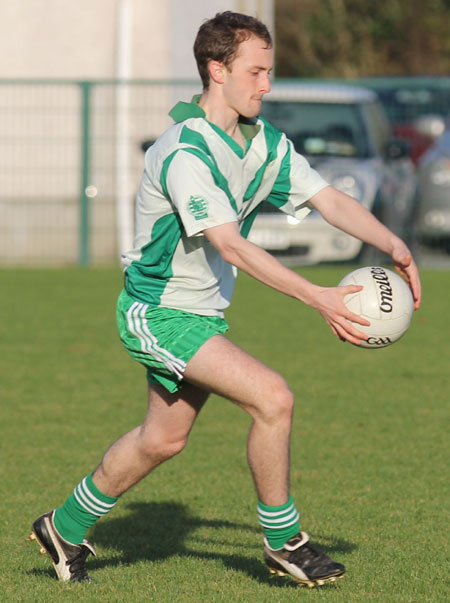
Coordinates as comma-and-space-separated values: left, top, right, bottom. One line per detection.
183, 335, 289, 416
117, 290, 229, 395
142, 380, 210, 440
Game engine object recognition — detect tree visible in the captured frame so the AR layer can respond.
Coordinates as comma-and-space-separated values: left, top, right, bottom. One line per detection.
274, 0, 450, 77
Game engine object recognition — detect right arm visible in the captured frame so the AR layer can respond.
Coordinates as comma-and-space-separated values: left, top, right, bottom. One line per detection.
204, 221, 370, 345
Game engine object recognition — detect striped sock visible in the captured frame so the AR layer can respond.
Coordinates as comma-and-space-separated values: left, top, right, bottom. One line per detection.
53, 473, 119, 544
257, 495, 300, 550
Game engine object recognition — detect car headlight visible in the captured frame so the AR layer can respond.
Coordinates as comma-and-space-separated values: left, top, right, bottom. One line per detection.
329, 174, 364, 201
424, 210, 450, 229
429, 160, 450, 186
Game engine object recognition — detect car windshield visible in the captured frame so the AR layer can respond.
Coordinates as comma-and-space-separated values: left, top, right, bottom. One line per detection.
260, 100, 371, 158
374, 88, 450, 123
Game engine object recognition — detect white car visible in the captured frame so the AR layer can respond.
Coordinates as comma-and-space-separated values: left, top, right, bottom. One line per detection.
249, 82, 417, 263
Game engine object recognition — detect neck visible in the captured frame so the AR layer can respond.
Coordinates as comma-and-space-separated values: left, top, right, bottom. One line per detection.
198, 91, 244, 147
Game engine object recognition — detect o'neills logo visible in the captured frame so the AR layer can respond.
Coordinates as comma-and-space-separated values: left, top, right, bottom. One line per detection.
370, 267, 393, 313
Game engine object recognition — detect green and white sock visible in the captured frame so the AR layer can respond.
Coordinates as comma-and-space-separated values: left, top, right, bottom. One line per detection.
54, 473, 119, 544
257, 495, 300, 550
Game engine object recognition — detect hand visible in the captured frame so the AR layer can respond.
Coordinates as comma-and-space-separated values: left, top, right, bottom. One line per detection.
309, 285, 371, 345
391, 244, 422, 310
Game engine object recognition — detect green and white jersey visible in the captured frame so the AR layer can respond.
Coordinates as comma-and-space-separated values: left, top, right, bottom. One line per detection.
122, 97, 328, 317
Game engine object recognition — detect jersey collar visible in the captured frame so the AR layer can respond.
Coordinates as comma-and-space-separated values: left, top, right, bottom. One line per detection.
169, 94, 261, 142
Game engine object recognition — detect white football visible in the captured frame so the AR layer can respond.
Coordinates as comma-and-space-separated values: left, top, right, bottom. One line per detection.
338, 266, 414, 349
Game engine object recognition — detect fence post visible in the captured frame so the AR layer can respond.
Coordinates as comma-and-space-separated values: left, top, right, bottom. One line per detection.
79, 81, 91, 266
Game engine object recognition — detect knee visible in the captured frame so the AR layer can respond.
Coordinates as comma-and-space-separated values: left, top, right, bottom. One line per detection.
137, 431, 188, 463
259, 375, 294, 424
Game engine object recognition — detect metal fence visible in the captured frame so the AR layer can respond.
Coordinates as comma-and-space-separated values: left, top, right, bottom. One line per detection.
0, 79, 198, 266
1, 77, 449, 266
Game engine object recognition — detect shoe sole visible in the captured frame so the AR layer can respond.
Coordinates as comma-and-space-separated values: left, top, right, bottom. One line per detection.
266, 562, 345, 588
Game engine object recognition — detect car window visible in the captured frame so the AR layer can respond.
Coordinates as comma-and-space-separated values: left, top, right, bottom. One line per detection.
373, 88, 450, 123
260, 100, 371, 158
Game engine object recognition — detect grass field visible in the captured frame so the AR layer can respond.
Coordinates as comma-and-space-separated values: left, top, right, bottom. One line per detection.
0, 265, 448, 602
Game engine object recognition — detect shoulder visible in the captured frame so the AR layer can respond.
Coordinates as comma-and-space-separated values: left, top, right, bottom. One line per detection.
255, 116, 287, 151
145, 119, 213, 170
156, 119, 215, 158
256, 115, 284, 137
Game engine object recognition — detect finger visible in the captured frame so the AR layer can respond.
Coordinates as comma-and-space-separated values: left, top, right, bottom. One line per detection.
338, 297, 371, 326
394, 262, 422, 310
408, 266, 422, 309
338, 284, 371, 325
345, 310, 371, 327
334, 314, 369, 342
340, 284, 364, 295
334, 321, 367, 346
409, 276, 422, 309
329, 323, 346, 342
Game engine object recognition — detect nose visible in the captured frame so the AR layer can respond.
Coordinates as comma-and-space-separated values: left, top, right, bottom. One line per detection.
260, 72, 271, 94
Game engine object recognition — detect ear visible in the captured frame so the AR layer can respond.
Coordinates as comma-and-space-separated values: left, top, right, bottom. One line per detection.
208, 60, 226, 85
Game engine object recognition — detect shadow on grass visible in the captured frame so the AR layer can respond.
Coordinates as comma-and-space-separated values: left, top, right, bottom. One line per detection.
87, 501, 356, 588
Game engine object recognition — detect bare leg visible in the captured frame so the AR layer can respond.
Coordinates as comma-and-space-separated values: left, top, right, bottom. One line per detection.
93, 381, 209, 497
93, 335, 293, 506
183, 335, 294, 506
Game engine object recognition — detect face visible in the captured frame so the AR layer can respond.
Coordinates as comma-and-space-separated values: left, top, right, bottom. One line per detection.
221, 35, 273, 118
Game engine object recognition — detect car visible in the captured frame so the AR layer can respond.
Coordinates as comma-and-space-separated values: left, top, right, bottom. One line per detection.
356, 76, 450, 164
416, 121, 450, 252
248, 82, 418, 264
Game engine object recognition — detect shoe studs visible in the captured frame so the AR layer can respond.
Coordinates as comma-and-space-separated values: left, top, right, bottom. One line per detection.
268, 567, 286, 577
28, 531, 47, 555
268, 565, 340, 588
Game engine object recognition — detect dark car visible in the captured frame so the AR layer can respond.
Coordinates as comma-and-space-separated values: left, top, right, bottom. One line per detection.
355, 76, 450, 164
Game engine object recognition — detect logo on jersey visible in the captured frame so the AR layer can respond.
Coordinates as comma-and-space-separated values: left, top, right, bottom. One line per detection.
188, 196, 209, 220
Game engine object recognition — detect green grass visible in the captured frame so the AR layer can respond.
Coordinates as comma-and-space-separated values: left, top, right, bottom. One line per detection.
0, 266, 448, 602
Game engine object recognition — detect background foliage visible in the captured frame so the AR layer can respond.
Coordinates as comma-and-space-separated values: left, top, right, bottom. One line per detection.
275, 0, 450, 77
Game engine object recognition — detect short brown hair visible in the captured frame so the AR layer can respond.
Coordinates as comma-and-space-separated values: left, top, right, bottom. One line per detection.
194, 11, 272, 90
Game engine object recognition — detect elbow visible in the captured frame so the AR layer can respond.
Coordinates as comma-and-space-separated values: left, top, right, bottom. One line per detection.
212, 238, 245, 267
203, 224, 246, 266
218, 244, 240, 266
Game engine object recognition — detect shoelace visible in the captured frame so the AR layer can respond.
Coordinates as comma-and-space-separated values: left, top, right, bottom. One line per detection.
66, 546, 91, 581
289, 541, 327, 565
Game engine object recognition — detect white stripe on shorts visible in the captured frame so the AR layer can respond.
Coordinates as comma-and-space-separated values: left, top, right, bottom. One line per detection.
127, 302, 186, 379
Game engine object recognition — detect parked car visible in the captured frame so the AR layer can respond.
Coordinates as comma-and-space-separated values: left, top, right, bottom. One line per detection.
356, 76, 450, 164
416, 121, 450, 252
249, 82, 417, 264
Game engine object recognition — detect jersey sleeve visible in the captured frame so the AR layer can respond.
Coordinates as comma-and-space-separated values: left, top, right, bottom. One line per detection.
266, 137, 329, 220
163, 149, 238, 237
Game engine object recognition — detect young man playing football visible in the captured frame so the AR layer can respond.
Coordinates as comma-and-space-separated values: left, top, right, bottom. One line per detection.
30, 11, 421, 587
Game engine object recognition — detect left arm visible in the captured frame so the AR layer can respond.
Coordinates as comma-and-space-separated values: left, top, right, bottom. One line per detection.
309, 186, 422, 309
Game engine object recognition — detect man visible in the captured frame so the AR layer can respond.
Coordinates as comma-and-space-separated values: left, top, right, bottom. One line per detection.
30, 11, 421, 588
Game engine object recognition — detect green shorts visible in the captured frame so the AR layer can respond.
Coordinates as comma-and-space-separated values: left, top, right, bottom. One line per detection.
116, 289, 229, 393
